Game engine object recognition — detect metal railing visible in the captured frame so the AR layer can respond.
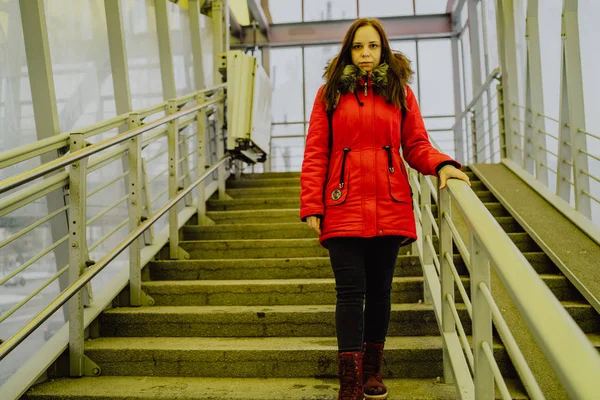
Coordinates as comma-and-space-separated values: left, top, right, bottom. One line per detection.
408, 141, 600, 400
0, 83, 229, 383
452, 66, 600, 245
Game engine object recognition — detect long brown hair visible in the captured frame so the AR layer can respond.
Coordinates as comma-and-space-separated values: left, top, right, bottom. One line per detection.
322, 18, 413, 113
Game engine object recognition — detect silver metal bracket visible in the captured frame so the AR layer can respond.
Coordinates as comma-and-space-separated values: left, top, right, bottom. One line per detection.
176, 246, 191, 260
84, 355, 102, 377
140, 290, 156, 307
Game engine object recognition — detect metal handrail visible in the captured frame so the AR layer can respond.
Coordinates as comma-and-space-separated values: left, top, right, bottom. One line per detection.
446, 178, 600, 397
0, 154, 230, 361
452, 68, 501, 131
0, 95, 224, 195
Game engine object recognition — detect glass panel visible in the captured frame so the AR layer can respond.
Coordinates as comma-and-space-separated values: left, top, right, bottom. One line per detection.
304, 45, 341, 121
415, 0, 447, 15
390, 40, 418, 102
46, 0, 115, 134
304, 0, 357, 21
482, 0, 499, 74
429, 130, 455, 158
168, 2, 194, 96
270, 48, 304, 123
417, 40, 454, 117
0, 0, 37, 154
269, 0, 302, 23
125, 0, 164, 109
272, 123, 305, 137
359, 0, 413, 17
270, 136, 305, 172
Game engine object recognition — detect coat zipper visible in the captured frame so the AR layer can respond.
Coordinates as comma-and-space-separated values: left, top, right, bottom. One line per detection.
382, 146, 394, 173
339, 148, 352, 188
364, 73, 369, 97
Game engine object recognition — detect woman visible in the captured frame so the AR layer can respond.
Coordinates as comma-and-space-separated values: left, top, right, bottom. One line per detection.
300, 18, 470, 400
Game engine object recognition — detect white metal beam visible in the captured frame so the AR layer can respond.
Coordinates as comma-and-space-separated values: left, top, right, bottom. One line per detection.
524, 0, 548, 185
246, 0, 270, 39
556, 0, 591, 217
468, 0, 484, 163
234, 14, 453, 47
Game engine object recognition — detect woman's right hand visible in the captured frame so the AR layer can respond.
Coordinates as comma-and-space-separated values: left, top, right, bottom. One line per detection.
306, 216, 322, 235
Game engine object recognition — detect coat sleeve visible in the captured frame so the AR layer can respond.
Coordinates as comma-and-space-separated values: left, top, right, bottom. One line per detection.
401, 85, 461, 176
300, 86, 330, 221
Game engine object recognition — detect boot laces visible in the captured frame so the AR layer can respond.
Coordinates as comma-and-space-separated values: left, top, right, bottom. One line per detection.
340, 357, 361, 397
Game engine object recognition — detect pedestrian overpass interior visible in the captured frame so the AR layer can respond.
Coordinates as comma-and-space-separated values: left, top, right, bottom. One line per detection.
1, 0, 599, 399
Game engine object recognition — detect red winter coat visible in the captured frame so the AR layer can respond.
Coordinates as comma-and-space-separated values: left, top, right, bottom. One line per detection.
300, 63, 460, 246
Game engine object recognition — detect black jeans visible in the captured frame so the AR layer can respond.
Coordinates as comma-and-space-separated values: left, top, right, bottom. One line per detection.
327, 236, 404, 352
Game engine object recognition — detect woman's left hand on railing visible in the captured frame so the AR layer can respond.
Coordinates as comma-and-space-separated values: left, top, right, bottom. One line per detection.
438, 165, 471, 190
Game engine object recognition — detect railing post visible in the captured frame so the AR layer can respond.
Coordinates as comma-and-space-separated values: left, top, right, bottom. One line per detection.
440, 188, 455, 384
128, 113, 143, 306
68, 132, 88, 377
409, 169, 421, 257
196, 92, 208, 225
471, 114, 478, 164
167, 100, 183, 259
216, 88, 228, 199
141, 159, 155, 244
471, 234, 493, 399
420, 174, 433, 305
496, 82, 507, 159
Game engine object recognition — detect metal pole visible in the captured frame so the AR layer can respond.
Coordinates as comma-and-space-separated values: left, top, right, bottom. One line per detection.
468, 0, 484, 163
495, 0, 520, 164
420, 174, 433, 305
557, 0, 591, 217
128, 113, 143, 306
471, 235, 493, 399
440, 188, 455, 384
451, 33, 465, 163
167, 100, 182, 259
68, 132, 88, 377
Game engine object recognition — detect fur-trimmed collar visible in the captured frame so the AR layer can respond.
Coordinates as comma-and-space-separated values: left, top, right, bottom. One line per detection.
338, 63, 389, 97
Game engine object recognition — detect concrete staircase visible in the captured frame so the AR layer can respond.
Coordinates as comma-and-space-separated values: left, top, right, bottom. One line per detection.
25, 170, 543, 399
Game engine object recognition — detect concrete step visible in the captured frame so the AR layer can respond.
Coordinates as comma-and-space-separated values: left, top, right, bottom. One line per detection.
140, 275, 580, 307
226, 186, 300, 199
207, 209, 299, 224
179, 238, 326, 259
240, 171, 301, 180
494, 216, 525, 233
149, 256, 423, 281
141, 277, 425, 306
183, 222, 314, 240
227, 177, 300, 189
433, 232, 541, 253
28, 376, 508, 400
431, 202, 508, 217
99, 304, 472, 338
148, 252, 557, 281
207, 197, 300, 211
82, 336, 513, 378
474, 190, 496, 202
184, 220, 525, 240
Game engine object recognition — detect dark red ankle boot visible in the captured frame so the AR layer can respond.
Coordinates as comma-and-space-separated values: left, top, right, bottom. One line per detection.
362, 341, 387, 399
337, 351, 364, 400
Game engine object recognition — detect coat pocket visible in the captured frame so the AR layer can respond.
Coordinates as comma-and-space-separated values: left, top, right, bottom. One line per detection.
324, 148, 351, 206
387, 151, 412, 203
